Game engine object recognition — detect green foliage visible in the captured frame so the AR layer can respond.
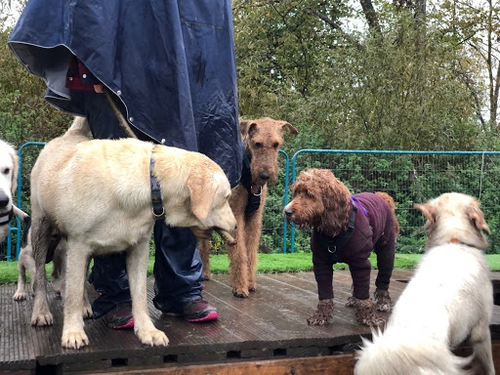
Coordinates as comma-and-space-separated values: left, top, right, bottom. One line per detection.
0, 28, 71, 149
233, 1, 486, 151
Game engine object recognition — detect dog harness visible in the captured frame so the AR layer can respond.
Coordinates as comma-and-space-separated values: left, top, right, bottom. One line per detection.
314, 198, 367, 263
150, 146, 165, 220
239, 150, 261, 216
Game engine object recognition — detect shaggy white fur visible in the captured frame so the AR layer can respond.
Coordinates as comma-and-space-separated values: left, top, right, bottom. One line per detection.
355, 192, 495, 375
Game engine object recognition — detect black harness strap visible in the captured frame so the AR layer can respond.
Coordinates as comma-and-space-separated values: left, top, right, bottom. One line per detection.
240, 150, 261, 216
315, 201, 358, 263
150, 146, 165, 220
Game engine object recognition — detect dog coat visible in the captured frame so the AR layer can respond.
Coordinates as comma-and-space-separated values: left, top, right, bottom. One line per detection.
311, 192, 397, 301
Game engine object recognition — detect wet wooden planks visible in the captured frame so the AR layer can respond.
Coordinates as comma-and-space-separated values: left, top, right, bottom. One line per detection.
0, 270, 499, 374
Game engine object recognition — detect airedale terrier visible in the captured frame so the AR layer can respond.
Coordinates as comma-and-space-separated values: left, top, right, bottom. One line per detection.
284, 169, 399, 326
199, 117, 298, 297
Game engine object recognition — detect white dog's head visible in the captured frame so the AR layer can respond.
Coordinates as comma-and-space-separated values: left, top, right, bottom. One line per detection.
0, 140, 18, 242
153, 146, 237, 238
414, 192, 490, 250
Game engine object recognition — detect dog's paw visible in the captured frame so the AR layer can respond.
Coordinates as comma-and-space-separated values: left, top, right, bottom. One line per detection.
307, 299, 334, 325
203, 272, 211, 281
137, 328, 169, 347
248, 283, 257, 293
31, 311, 54, 326
61, 329, 89, 349
232, 287, 249, 298
13, 291, 27, 301
82, 304, 93, 319
346, 296, 357, 307
353, 298, 386, 327
374, 288, 392, 312
360, 314, 386, 327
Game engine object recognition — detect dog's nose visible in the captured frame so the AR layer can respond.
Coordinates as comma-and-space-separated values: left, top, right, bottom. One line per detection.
284, 207, 293, 217
0, 193, 9, 208
259, 172, 270, 181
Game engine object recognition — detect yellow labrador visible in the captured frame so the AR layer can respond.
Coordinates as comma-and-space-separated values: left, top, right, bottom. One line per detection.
355, 192, 495, 375
30, 117, 236, 349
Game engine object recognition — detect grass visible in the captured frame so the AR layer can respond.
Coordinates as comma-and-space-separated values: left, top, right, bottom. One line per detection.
1, 252, 499, 285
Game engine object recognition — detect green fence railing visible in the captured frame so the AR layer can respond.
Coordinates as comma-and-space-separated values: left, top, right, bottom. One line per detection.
4, 146, 500, 260
286, 149, 500, 254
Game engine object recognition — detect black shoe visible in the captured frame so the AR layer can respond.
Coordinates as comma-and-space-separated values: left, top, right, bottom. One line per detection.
163, 298, 218, 322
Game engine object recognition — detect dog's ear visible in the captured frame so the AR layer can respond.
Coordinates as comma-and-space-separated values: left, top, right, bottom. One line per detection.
187, 176, 214, 223
239, 120, 257, 140
10, 148, 18, 195
279, 121, 299, 136
414, 202, 436, 225
467, 205, 490, 234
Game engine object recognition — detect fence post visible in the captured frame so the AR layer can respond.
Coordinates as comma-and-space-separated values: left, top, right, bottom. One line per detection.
9, 142, 46, 260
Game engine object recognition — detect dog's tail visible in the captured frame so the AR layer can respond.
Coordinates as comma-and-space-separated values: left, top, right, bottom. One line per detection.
375, 192, 400, 235
65, 116, 91, 138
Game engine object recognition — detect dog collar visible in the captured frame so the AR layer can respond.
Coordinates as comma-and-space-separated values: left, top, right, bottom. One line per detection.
150, 146, 165, 220
315, 201, 358, 263
0, 207, 13, 226
450, 238, 473, 247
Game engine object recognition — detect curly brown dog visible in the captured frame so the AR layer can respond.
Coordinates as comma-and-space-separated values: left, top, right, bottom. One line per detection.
199, 117, 298, 297
284, 168, 399, 326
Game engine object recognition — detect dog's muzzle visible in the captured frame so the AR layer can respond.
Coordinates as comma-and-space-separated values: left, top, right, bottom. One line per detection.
0, 207, 13, 227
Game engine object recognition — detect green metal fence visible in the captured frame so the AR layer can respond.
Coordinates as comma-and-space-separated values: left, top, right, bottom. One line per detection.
285, 149, 500, 254
3, 146, 500, 260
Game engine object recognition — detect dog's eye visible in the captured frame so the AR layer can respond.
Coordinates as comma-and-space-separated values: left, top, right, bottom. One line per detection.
2, 167, 10, 175
272, 142, 279, 149
306, 193, 314, 199
254, 142, 262, 149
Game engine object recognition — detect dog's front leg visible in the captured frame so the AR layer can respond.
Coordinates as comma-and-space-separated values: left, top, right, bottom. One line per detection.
126, 243, 168, 347
61, 243, 89, 349
245, 205, 264, 293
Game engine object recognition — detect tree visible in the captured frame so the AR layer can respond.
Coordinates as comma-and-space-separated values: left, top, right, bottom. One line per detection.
233, 0, 482, 151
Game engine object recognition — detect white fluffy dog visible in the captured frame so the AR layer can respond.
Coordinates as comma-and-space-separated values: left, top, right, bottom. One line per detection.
0, 139, 19, 242
355, 192, 495, 375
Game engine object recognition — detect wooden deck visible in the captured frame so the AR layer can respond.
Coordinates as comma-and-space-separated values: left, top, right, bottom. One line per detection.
1, 270, 499, 374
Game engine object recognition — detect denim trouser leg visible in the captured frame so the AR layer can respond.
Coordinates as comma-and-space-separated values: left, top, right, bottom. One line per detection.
152, 222, 204, 313
90, 253, 131, 319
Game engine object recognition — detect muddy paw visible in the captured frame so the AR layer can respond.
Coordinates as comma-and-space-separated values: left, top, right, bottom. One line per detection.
307, 299, 334, 325
354, 298, 386, 327
374, 288, 392, 312
361, 314, 386, 327
346, 296, 357, 307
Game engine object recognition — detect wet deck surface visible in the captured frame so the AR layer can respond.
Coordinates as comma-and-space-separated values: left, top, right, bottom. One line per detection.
1, 270, 500, 374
